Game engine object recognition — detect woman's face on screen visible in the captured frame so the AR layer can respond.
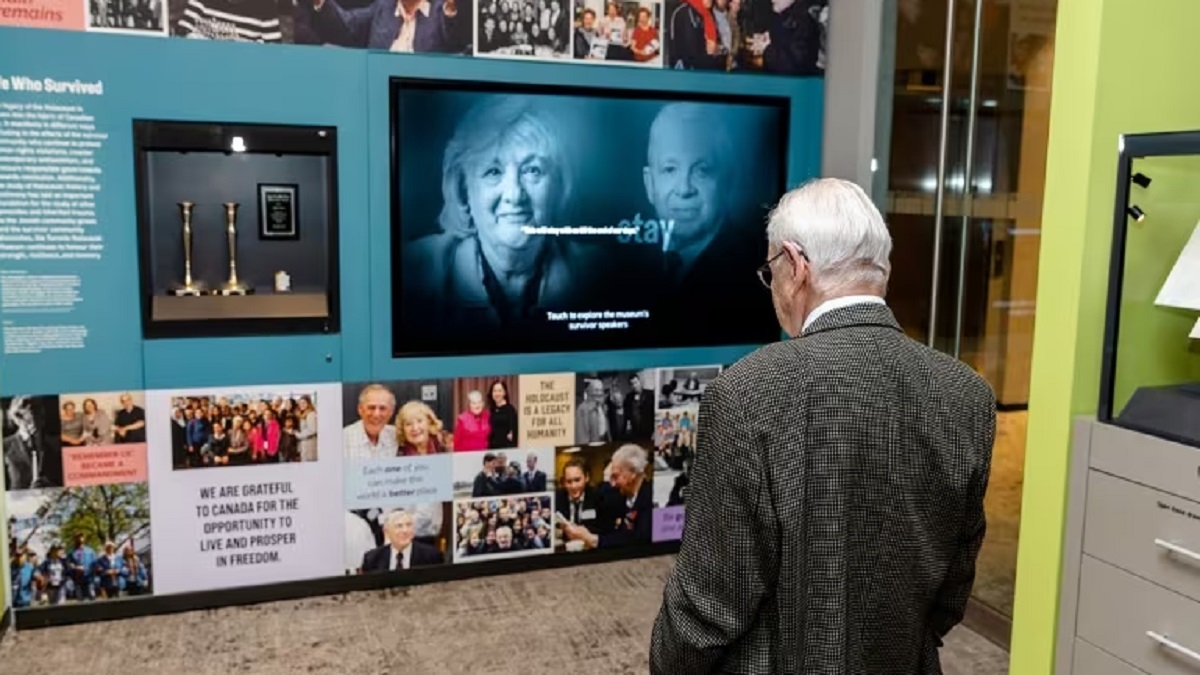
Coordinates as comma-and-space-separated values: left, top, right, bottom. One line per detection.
465, 133, 555, 254
402, 412, 429, 446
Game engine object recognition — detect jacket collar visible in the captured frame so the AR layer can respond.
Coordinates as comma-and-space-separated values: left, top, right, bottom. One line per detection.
801, 301, 902, 337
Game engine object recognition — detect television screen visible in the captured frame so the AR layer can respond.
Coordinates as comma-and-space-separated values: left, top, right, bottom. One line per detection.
390, 78, 790, 357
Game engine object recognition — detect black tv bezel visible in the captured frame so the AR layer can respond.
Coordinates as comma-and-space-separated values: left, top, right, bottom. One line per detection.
387, 76, 792, 359
132, 119, 342, 340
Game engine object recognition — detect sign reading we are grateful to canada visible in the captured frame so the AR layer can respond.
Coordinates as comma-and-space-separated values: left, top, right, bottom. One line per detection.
258, 183, 298, 240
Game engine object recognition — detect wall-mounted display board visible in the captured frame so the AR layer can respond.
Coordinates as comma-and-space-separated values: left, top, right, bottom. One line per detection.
0, 24, 821, 628
0, 0, 828, 78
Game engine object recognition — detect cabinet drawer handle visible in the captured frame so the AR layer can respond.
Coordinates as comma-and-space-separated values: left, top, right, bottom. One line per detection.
1147, 631, 1200, 663
1155, 538, 1200, 564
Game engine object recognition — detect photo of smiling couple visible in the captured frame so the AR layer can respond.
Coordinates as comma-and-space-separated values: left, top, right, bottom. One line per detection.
391, 83, 789, 357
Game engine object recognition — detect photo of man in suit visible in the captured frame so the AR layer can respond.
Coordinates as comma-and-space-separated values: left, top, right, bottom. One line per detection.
558, 444, 653, 550
649, 178, 996, 674
361, 509, 445, 572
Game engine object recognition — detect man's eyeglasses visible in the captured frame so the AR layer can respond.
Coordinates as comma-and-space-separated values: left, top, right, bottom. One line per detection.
756, 247, 807, 289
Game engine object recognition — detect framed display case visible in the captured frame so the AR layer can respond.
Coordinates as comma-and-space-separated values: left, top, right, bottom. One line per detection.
1099, 130, 1200, 447
133, 120, 340, 339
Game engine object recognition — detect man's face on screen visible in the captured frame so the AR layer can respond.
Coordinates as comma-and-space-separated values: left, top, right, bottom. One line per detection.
385, 513, 415, 550
358, 390, 395, 438
466, 138, 554, 254
645, 127, 723, 249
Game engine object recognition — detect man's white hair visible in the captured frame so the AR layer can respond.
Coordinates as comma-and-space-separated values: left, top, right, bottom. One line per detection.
766, 178, 893, 294
611, 444, 648, 475
382, 509, 413, 529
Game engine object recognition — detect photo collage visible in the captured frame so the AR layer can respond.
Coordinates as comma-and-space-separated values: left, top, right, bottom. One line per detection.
5, 392, 152, 610
5, 0, 826, 77
5, 365, 720, 610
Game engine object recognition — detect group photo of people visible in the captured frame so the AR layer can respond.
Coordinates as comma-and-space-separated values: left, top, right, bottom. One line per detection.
554, 442, 653, 552
343, 503, 450, 574
342, 380, 496, 460
7, 485, 152, 608
3, 395, 63, 492
453, 494, 554, 561
663, 0, 826, 74
169, 392, 319, 470
476, 0, 571, 59
652, 365, 719, 509
60, 392, 146, 450
453, 447, 554, 498
573, 0, 663, 65
574, 370, 657, 445
90, 0, 166, 32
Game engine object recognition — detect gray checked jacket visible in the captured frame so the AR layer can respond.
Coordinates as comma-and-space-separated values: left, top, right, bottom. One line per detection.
650, 303, 996, 675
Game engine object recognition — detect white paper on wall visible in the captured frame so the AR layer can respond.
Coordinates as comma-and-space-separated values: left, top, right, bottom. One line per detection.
1156, 221, 1200, 311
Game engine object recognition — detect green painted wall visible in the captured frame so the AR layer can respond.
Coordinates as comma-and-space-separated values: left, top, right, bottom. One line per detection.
1112, 155, 1200, 412
1012, 1, 1200, 673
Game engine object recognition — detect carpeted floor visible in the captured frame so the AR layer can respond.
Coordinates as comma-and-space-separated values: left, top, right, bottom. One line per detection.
0, 556, 1008, 674
973, 411, 1026, 618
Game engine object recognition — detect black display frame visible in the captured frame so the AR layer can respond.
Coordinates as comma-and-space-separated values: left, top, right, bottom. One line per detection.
387, 76, 792, 359
11, 538, 680, 629
1098, 129, 1200, 447
132, 120, 342, 340
257, 182, 301, 241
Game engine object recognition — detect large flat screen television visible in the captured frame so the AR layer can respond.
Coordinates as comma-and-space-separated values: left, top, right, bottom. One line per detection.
390, 77, 790, 357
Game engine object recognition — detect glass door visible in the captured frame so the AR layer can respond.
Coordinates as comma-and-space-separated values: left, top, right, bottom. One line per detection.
874, 0, 1058, 631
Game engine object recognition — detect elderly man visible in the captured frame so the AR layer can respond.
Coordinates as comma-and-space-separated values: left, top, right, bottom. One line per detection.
650, 178, 996, 674
343, 384, 399, 460
113, 393, 146, 444
560, 444, 653, 549
361, 509, 443, 572
643, 103, 777, 341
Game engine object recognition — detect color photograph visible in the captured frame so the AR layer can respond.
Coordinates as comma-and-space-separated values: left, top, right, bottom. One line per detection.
3, 394, 63, 492
554, 441, 653, 551
652, 365, 719, 513
574, 369, 657, 445
572, 0, 663, 65
452, 446, 555, 498
344, 502, 451, 574
663, 0, 826, 75
453, 493, 554, 562
7, 485, 153, 608
294, 0, 471, 52
341, 380, 457, 459
449, 376, 521, 451
168, 391, 319, 469
58, 391, 148, 488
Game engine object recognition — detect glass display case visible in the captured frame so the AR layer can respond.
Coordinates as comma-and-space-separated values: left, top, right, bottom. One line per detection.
1099, 131, 1200, 447
133, 120, 340, 339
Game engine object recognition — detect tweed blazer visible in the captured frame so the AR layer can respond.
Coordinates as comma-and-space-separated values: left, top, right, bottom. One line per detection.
650, 303, 996, 675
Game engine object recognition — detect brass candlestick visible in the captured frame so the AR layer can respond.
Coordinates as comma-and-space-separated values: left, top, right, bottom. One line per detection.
170, 201, 206, 296
216, 202, 253, 296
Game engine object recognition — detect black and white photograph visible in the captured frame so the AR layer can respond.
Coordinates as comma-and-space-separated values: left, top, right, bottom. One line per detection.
293, 0, 472, 53
89, 0, 166, 33
343, 503, 451, 574
3, 395, 63, 492
573, 0, 663, 66
452, 494, 554, 563
574, 369, 657, 445
452, 447, 555, 498
391, 80, 788, 357
664, 0, 826, 75
475, 0, 571, 59
169, 0, 289, 41
554, 442, 653, 551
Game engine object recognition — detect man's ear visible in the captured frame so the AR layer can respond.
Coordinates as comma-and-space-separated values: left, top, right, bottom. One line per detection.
781, 241, 807, 284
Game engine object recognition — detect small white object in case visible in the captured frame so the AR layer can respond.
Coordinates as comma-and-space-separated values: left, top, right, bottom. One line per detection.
274, 270, 291, 293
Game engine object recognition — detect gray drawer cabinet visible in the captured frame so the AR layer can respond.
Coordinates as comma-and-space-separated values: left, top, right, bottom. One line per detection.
1058, 420, 1200, 675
